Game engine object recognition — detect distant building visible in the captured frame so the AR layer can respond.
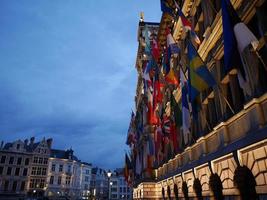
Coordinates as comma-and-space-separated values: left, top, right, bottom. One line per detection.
80, 162, 92, 199
0, 137, 52, 199
110, 168, 132, 200
46, 148, 82, 198
90, 167, 108, 200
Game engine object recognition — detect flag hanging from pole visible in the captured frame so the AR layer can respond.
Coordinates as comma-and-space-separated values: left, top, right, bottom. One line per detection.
187, 40, 216, 101
166, 28, 180, 57
180, 70, 191, 145
160, 0, 176, 17
221, 0, 259, 94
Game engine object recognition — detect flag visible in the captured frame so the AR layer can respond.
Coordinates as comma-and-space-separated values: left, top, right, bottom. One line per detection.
221, 0, 244, 75
153, 64, 164, 108
160, 0, 176, 17
187, 40, 216, 101
154, 126, 163, 163
165, 67, 179, 85
152, 38, 160, 61
147, 134, 155, 156
126, 111, 136, 146
162, 48, 170, 74
166, 28, 180, 57
175, 4, 201, 44
180, 70, 191, 145
162, 114, 171, 136
144, 25, 151, 55
135, 151, 142, 175
178, 10, 192, 31
124, 153, 132, 184
221, 0, 259, 94
171, 93, 182, 128
143, 60, 154, 86
190, 30, 201, 45
147, 86, 158, 125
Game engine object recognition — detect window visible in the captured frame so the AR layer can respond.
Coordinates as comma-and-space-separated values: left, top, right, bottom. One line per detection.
58, 176, 62, 185
4, 180, 9, 191
20, 181, 25, 191
38, 157, 43, 164
59, 164, 63, 172
17, 157, 22, 165
16, 144, 20, 150
29, 179, 34, 188
67, 165, 71, 173
37, 167, 41, 175
49, 176, 54, 184
12, 181, 17, 191
84, 184, 88, 190
7, 167, 12, 175
31, 167, 37, 175
1, 155, 6, 164
40, 179, 45, 188
43, 158, 48, 164
86, 169, 90, 174
85, 176, 89, 182
33, 157, 38, 163
42, 168, 46, 175
15, 168, 20, 176
0, 166, 3, 175
51, 164, 56, 171
23, 168, 28, 176
66, 176, 71, 185
9, 157, 14, 164
25, 158, 29, 165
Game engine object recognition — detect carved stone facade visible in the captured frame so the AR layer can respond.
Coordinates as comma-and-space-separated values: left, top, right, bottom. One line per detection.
130, 0, 267, 199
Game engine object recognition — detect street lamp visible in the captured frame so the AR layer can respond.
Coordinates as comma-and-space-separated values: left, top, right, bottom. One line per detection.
107, 170, 112, 200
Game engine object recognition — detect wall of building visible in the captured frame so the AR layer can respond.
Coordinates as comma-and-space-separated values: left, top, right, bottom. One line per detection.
131, 0, 267, 199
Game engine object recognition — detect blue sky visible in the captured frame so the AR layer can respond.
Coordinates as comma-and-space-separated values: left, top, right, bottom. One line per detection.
0, 1, 161, 169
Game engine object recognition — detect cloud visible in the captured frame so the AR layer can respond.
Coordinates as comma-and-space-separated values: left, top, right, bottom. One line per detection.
0, 0, 161, 169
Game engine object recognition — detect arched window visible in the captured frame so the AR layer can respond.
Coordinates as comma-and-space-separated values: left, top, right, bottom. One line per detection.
234, 166, 258, 200
209, 173, 224, 200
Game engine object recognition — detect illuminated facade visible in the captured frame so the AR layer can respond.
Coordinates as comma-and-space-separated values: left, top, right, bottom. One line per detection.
129, 0, 267, 199
0, 137, 52, 199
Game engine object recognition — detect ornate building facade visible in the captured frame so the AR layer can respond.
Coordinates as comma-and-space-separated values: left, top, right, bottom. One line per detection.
128, 0, 267, 199
0, 137, 52, 199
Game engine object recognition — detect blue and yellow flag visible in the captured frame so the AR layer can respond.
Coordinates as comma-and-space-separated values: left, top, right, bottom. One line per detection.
187, 41, 216, 101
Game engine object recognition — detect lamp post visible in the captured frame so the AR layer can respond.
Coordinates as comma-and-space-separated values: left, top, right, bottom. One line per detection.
107, 170, 112, 200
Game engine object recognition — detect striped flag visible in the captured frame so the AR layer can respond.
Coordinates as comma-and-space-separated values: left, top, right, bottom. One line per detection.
187, 40, 216, 101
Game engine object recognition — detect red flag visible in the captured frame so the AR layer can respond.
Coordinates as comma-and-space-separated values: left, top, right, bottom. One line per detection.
152, 39, 160, 61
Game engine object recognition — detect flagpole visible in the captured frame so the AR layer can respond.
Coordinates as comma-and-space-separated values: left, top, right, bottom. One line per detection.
217, 85, 235, 114
185, 35, 235, 115
254, 49, 267, 72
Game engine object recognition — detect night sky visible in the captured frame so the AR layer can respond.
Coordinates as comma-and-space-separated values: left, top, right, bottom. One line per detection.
0, 1, 161, 169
